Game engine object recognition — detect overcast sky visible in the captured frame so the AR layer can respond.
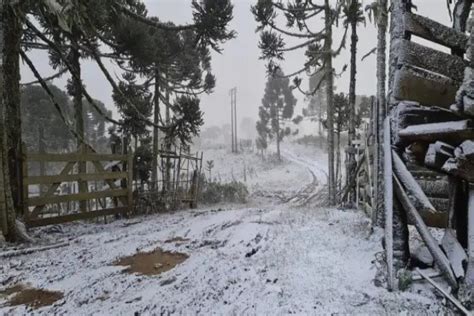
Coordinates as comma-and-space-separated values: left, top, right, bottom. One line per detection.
21, 0, 452, 130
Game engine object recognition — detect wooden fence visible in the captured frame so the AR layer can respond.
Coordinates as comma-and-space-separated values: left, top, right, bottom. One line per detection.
23, 150, 133, 227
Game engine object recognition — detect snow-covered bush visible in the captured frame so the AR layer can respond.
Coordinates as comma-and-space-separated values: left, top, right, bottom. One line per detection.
199, 180, 249, 205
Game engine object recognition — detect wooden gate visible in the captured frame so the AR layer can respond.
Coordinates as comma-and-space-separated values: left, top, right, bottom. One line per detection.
22, 150, 133, 227
159, 146, 203, 208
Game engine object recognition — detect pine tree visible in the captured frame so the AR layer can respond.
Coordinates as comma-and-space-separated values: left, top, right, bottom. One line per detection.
252, 0, 348, 205
113, 72, 153, 152
257, 70, 297, 161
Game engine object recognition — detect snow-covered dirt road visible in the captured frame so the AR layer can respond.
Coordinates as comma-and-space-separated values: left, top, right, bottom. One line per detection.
0, 144, 447, 315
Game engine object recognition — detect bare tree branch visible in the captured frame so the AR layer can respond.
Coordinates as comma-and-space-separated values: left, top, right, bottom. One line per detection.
361, 47, 376, 61
21, 68, 67, 86
25, 18, 124, 127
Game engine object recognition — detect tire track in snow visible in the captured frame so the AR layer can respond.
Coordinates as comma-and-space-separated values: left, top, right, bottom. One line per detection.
281, 149, 328, 186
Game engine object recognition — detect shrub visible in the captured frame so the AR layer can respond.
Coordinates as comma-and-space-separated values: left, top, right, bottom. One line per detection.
199, 180, 249, 205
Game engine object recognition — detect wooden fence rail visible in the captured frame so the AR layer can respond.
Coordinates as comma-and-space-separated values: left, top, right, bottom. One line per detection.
23, 149, 133, 228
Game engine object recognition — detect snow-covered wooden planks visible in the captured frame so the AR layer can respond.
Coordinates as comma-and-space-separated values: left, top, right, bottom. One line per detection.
394, 176, 458, 289
392, 150, 437, 216
441, 229, 468, 279
393, 66, 461, 108
398, 40, 467, 83
404, 12, 468, 53
398, 120, 474, 144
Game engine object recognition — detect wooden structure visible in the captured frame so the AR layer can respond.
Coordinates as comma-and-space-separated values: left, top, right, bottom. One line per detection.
22, 149, 133, 227
159, 146, 203, 208
134, 146, 203, 213
359, 0, 474, 307
348, 119, 376, 218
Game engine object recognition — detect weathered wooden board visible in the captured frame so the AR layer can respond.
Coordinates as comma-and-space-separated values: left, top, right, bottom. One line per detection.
404, 12, 468, 52
27, 153, 127, 162
424, 142, 455, 170
26, 172, 128, 185
394, 176, 458, 289
416, 179, 450, 199
29, 161, 76, 218
27, 207, 129, 227
393, 66, 460, 108
465, 185, 474, 290
28, 189, 128, 206
441, 229, 467, 279
442, 140, 474, 182
384, 118, 394, 291
398, 40, 467, 82
398, 120, 474, 144
393, 151, 437, 215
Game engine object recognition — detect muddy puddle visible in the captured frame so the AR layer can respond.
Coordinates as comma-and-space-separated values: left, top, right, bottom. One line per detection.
114, 248, 188, 276
0, 284, 64, 309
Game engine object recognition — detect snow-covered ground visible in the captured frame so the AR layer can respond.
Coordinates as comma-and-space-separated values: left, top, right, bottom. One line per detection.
0, 142, 448, 315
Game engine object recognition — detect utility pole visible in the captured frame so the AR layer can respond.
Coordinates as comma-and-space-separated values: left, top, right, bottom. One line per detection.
229, 87, 237, 153
230, 88, 234, 153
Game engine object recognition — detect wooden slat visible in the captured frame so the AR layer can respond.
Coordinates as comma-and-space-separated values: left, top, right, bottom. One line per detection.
30, 161, 76, 218
28, 189, 128, 206
25, 172, 127, 185
393, 66, 460, 108
398, 119, 474, 144
91, 160, 128, 206
26, 207, 129, 227
26, 153, 127, 162
407, 208, 448, 228
398, 40, 466, 82
404, 12, 468, 52
394, 176, 458, 289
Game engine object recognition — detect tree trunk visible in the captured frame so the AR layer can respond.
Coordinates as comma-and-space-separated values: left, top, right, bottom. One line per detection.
164, 89, 172, 192
151, 68, 159, 189
325, 0, 336, 205
276, 112, 281, 161
0, 0, 19, 241
375, 0, 388, 226
347, 7, 358, 203
336, 128, 341, 193
318, 105, 323, 149
230, 90, 234, 153
71, 37, 87, 213
4, 0, 22, 219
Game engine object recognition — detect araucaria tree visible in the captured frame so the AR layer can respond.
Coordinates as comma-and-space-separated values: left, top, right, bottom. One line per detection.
257, 70, 297, 161
0, 0, 235, 241
252, 0, 349, 205
342, 0, 364, 201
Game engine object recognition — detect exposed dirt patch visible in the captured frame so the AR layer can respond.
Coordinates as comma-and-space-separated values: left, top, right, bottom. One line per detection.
1, 284, 64, 309
114, 248, 188, 276
0, 284, 25, 297
164, 237, 190, 244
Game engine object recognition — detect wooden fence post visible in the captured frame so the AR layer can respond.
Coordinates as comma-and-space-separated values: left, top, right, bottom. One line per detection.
383, 117, 394, 291
127, 149, 133, 216
21, 144, 28, 222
